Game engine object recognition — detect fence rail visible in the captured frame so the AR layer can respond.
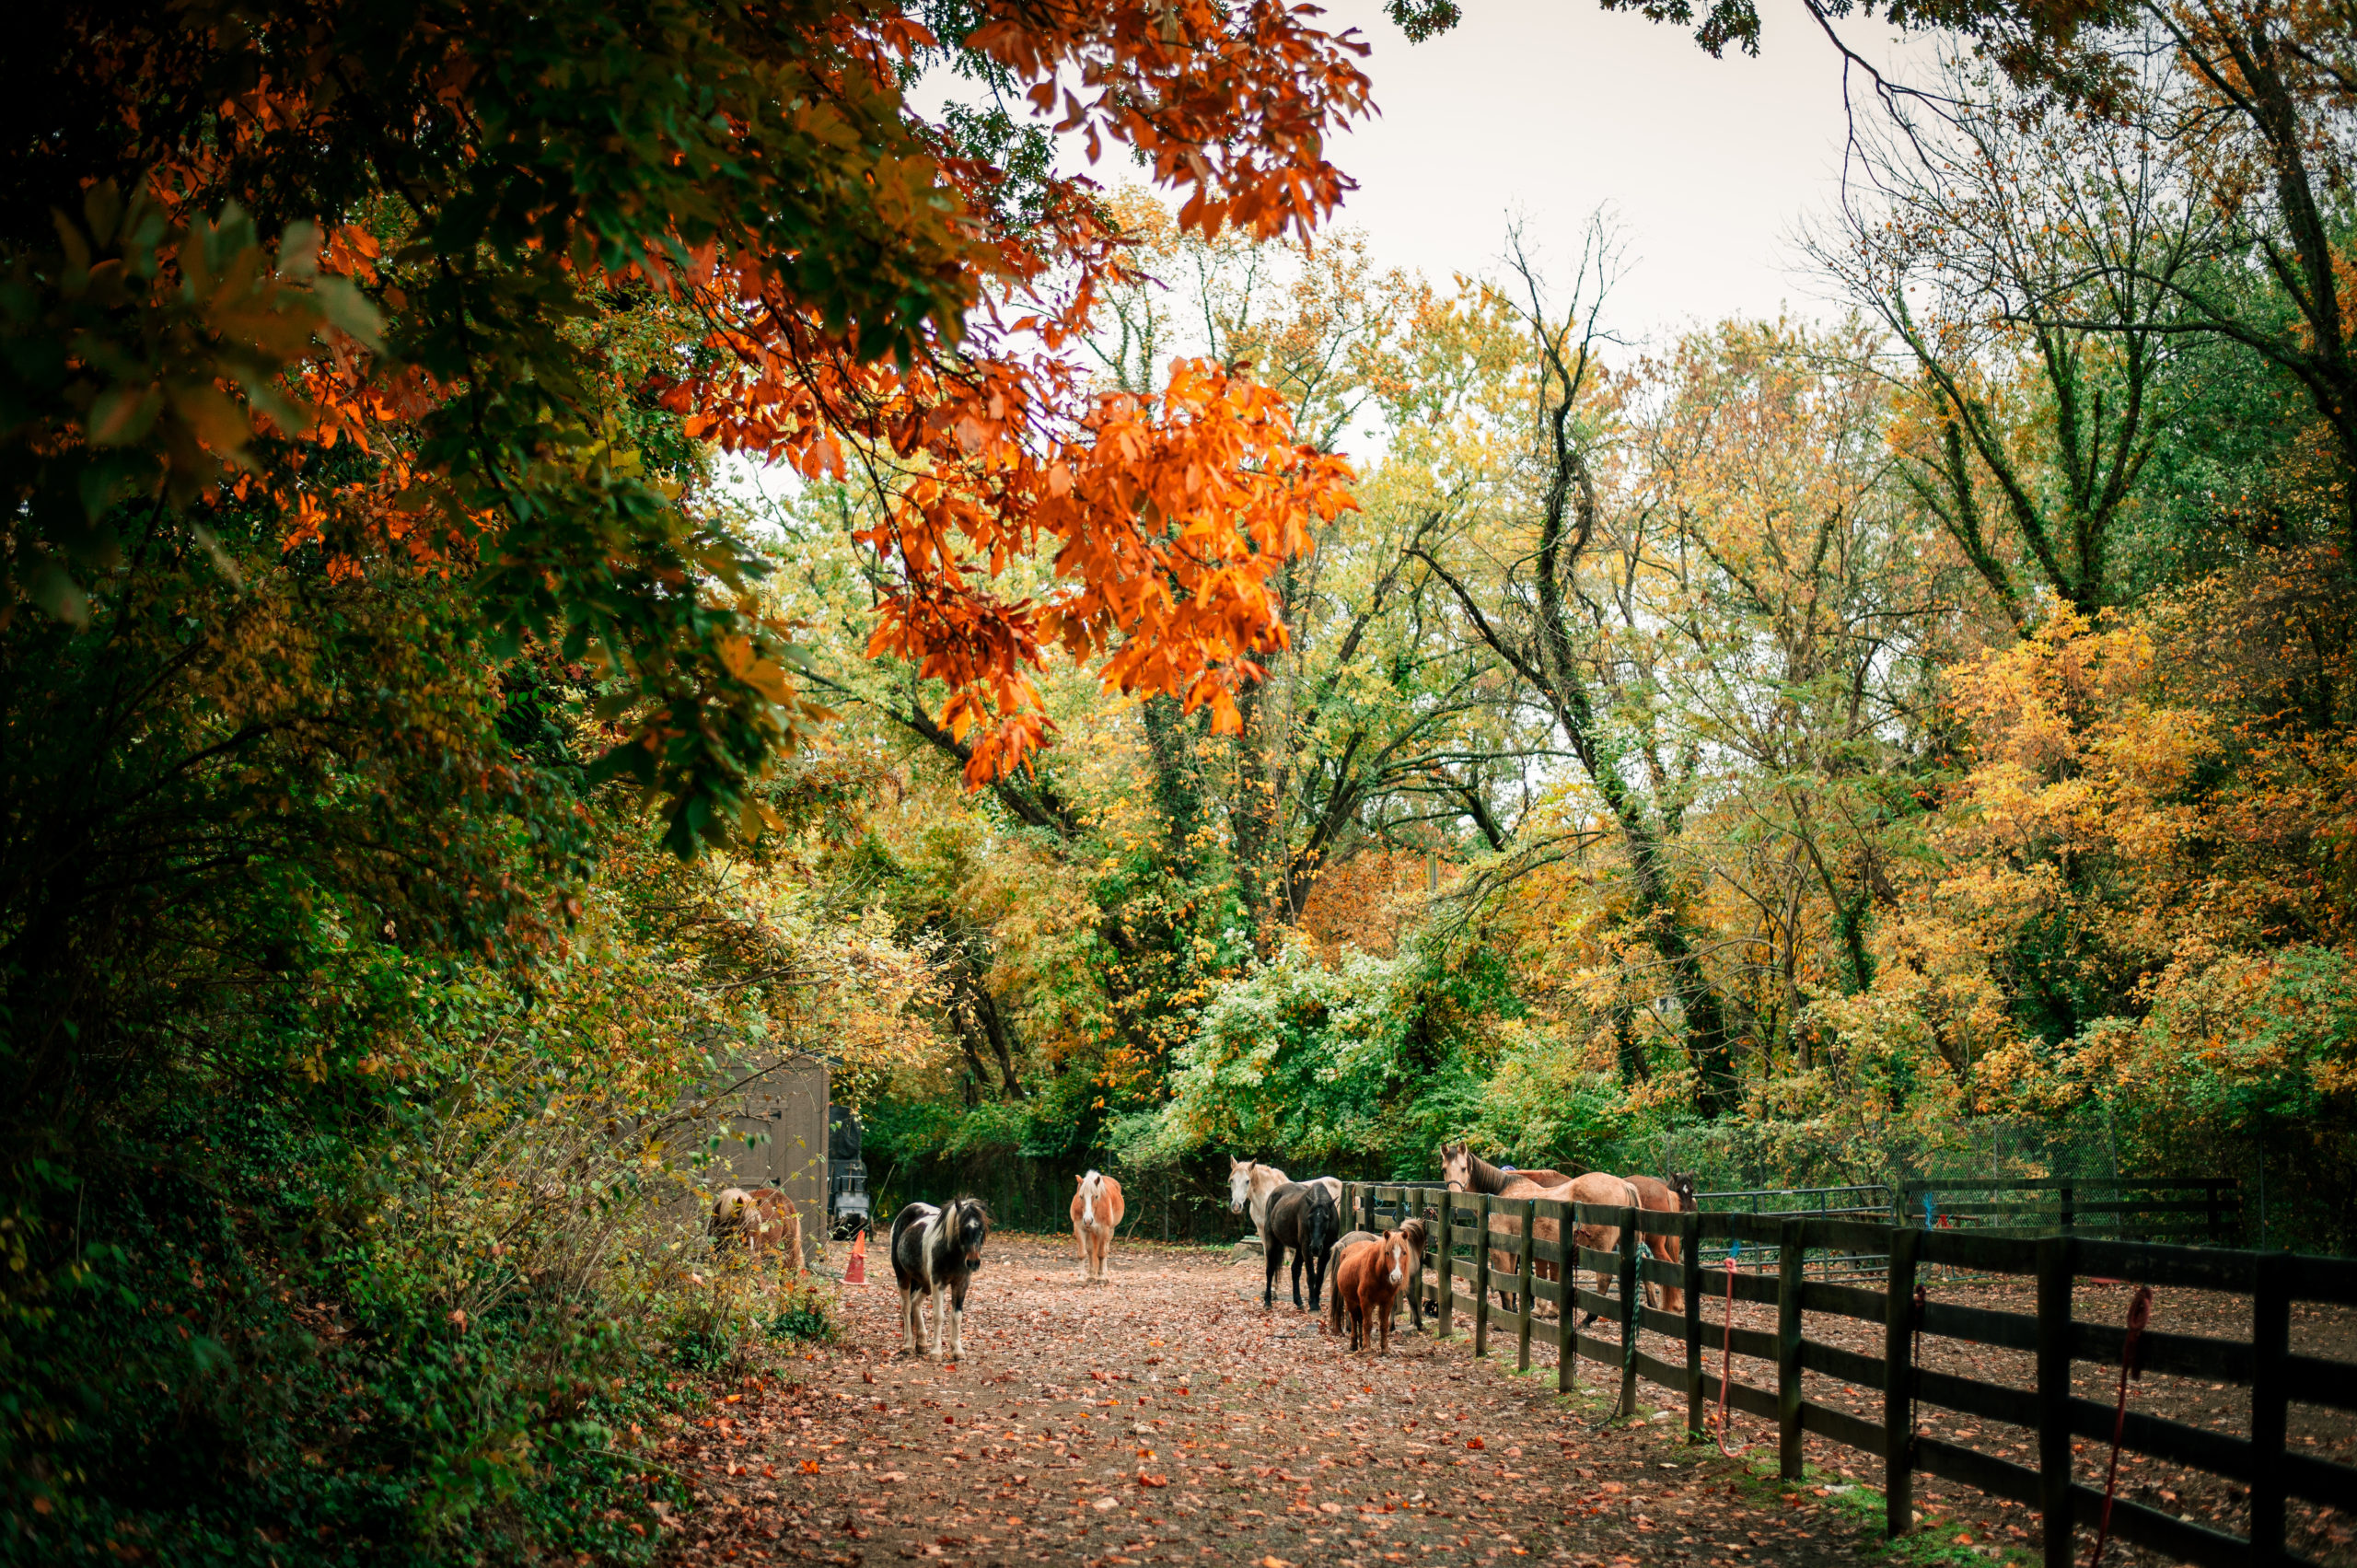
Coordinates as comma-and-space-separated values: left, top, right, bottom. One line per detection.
1337, 1179, 2351, 1568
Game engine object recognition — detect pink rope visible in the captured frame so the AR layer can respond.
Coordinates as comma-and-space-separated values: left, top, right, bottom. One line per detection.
1715, 1255, 1752, 1458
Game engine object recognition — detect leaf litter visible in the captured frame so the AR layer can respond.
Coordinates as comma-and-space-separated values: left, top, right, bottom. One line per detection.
648, 1236, 2052, 1568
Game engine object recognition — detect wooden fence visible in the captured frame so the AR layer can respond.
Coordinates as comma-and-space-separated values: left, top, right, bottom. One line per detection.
1337, 1181, 2356, 1568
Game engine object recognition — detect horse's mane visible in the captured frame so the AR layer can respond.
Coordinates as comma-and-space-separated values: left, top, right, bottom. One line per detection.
1466, 1151, 1512, 1194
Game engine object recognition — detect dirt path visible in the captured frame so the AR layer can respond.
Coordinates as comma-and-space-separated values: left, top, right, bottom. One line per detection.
654, 1237, 1991, 1568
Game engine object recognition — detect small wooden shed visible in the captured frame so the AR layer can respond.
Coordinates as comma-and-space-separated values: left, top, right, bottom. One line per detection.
675, 1049, 829, 1266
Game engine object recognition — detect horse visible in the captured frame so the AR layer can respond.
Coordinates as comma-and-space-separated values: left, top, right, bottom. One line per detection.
1437, 1146, 1687, 1319
888, 1196, 992, 1359
711, 1186, 804, 1270
1329, 1230, 1414, 1353
1258, 1180, 1340, 1311
1623, 1172, 1697, 1311
1339, 1216, 1423, 1330
1438, 1143, 1573, 1189
1440, 1144, 1574, 1310
1558, 1171, 1648, 1323
1227, 1156, 1341, 1232
1071, 1169, 1125, 1285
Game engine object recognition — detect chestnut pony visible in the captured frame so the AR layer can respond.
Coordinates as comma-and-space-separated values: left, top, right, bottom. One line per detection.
1328, 1230, 1414, 1353
1328, 1216, 1430, 1336
1071, 1169, 1125, 1285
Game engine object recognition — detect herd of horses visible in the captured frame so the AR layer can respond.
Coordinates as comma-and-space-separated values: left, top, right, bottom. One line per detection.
713, 1151, 1700, 1361
1228, 1146, 1700, 1353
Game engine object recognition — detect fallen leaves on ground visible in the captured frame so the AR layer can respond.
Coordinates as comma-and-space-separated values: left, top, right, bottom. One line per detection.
647, 1237, 2136, 1567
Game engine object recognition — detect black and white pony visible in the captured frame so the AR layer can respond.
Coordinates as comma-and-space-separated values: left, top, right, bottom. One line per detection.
889, 1196, 992, 1359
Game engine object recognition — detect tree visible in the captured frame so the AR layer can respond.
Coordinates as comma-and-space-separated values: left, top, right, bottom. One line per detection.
0, 0, 1377, 1540
1810, 48, 2201, 621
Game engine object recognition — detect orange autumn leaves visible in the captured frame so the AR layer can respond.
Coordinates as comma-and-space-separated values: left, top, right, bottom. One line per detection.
854, 359, 1356, 785
61, 0, 1371, 796
633, 2, 1371, 786
677, 329, 1356, 786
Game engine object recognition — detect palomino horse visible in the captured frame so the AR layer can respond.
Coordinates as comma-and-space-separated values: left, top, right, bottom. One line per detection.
1071, 1169, 1125, 1285
712, 1186, 805, 1270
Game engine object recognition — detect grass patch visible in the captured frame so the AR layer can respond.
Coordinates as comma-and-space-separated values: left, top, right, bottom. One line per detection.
1715, 1454, 2034, 1568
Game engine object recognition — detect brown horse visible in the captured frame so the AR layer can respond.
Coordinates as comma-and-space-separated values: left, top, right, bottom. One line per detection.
1441, 1146, 1689, 1320
1329, 1231, 1413, 1353
1329, 1216, 1430, 1333
1441, 1144, 1574, 1309
1624, 1172, 1697, 1311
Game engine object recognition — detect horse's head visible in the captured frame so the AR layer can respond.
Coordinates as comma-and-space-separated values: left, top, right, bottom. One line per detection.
710, 1188, 752, 1241
1440, 1143, 1470, 1192
1383, 1231, 1410, 1288
1671, 1172, 1698, 1212
1305, 1185, 1338, 1259
952, 1197, 992, 1271
1227, 1156, 1254, 1214
1397, 1215, 1428, 1264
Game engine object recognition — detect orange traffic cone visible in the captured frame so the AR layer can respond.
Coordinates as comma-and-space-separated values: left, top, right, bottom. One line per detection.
844, 1226, 867, 1286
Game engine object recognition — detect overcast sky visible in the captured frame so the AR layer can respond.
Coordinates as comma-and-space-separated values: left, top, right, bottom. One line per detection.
1258, 0, 1922, 342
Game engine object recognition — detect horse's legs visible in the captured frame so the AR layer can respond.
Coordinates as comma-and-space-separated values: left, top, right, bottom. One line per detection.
948, 1279, 967, 1359
1263, 1244, 1282, 1310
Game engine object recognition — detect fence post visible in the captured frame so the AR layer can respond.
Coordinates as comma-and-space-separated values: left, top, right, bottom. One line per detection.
2205, 1182, 2223, 1249
2035, 1235, 2075, 1568
1474, 1192, 1493, 1359
1555, 1201, 1577, 1396
1436, 1190, 1454, 1340
1516, 1198, 1537, 1373
1777, 1217, 1805, 1481
1884, 1225, 1920, 1538
2058, 1184, 2074, 1236
1682, 1211, 1703, 1440
1613, 1212, 1641, 1417
2251, 1250, 2290, 1568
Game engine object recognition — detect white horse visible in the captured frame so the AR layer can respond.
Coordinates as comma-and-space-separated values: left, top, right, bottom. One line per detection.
1071, 1169, 1125, 1284
1227, 1156, 1341, 1230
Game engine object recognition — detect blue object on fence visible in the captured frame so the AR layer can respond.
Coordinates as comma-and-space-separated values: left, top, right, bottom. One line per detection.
1728, 1237, 1742, 1258
1922, 1193, 1937, 1228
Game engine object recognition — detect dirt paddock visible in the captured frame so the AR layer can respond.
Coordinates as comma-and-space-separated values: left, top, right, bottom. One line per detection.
653, 1236, 2353, 1568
